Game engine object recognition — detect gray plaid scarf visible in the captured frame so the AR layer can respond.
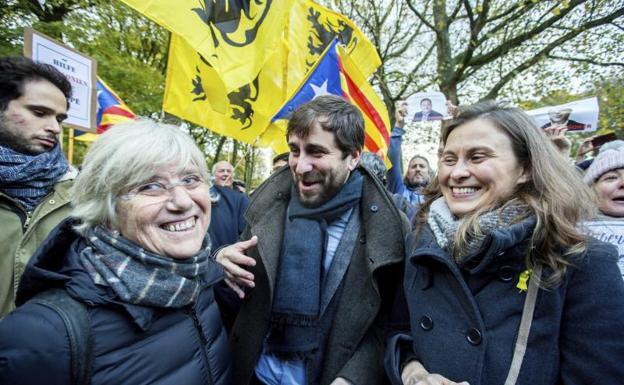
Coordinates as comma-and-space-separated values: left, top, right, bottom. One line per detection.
428, 197, 529, 262
0, 144, 68, 211
80, 225, 217, 308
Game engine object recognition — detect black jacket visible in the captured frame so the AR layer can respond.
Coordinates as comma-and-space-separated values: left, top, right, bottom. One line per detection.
387, 218, 624, 385
0, 219, 231, 385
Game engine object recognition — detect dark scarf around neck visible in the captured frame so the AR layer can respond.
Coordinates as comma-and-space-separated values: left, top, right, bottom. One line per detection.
0, 143, 68, 211
266, 169, 364, 357
79, 226, 220, 308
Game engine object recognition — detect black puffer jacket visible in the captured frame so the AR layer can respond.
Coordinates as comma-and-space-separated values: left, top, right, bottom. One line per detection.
0, 219, 231, 385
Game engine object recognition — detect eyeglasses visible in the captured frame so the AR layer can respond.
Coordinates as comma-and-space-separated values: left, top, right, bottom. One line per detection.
119, 174, 207, 201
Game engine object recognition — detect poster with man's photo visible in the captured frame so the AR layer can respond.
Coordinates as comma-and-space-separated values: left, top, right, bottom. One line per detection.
527, 97, 599, 133
406, 92, 449, 124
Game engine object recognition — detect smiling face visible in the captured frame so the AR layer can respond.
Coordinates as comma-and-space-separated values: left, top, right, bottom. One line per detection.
0, 79, 67, 155
288, 120, 360, 207
115, 164, 211, 259
594, 169, 624, 217
438, 118, 528, 217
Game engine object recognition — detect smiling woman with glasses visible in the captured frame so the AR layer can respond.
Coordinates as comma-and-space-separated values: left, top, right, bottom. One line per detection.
0, 120, 232, 385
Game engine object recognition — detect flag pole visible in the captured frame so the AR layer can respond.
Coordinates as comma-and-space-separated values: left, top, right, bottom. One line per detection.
67, 127, 75, 165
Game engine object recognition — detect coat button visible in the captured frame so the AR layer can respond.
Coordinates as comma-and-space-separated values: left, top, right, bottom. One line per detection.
498, 265, 514, 282
466, 328, 482, 345
370, 205, 379, 212
420, 316, 433, 331
359, 236, 366, 244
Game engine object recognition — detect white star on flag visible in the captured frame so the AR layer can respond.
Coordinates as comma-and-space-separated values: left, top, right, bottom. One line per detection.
311, 80, 331, 99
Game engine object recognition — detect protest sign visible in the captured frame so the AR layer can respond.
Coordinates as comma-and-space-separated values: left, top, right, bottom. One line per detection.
527, 97, 599, 133
406, 92, 449, 124
23, 28, 97, 131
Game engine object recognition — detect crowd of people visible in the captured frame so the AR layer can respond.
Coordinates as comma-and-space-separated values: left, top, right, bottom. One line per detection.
0, 55, 623, 385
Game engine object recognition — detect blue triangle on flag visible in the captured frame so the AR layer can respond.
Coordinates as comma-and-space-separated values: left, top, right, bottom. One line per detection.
273, 40, 342, 121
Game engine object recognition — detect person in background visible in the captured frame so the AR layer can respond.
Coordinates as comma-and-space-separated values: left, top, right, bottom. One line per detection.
388, 100, 433, 205
386, 101, 624, 385
212, 160, 234, 187
0, 120, 231, 385
0, 56, 76, 317
272, 151, 289, 173
359, 151, 417, 223
216, 95, 408, 385
582, 140, 624, 279
209, 174, 250, 331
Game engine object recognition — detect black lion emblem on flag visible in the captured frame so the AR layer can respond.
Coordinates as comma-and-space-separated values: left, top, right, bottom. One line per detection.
192, 0, 273, 53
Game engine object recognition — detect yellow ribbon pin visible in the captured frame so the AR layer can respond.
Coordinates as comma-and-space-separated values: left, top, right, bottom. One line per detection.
517, 269, 532, 292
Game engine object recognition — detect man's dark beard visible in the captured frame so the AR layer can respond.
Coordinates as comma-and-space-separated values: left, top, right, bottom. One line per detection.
0, 113, 41, 155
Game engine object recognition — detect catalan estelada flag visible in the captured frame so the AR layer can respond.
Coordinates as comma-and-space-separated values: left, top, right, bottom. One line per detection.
273, 40, 391, 163
74, 78, 136, 142
96, 78, 136, 133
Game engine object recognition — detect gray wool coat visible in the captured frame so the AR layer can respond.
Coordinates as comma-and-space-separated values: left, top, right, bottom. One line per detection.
228, 166, 409, 385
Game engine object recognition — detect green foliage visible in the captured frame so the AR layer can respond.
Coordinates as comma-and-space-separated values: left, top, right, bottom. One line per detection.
0, 0, 269, 184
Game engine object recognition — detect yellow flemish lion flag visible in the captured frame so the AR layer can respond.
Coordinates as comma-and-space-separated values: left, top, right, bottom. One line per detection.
163, 0, 385, 155
163, 34, 288, 153
121, 0, 295, 92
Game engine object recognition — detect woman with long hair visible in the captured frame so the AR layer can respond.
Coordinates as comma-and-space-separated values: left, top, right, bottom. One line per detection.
386, 101, 624, 385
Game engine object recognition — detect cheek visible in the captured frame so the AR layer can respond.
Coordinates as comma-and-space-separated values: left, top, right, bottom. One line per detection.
437, 167, 451, 185
595, 183, 614, 200
197, 198, 211, 227
116, 202, 150, 240
6, 111, 28, 128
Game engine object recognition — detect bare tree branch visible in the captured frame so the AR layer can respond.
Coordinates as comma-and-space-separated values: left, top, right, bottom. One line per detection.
405, 0, 436, 31
465, 0, 589, 68
547, 54, 624, 67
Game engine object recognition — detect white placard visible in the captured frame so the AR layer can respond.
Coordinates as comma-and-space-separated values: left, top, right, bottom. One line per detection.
526, 97, 599, 133
24, 28, 96, 131
406, 92, 449, 124
583, 220, 624, 279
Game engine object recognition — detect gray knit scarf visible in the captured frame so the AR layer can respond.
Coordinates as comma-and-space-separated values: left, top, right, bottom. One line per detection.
80, 225, 216, 308
428, 197, 529, 262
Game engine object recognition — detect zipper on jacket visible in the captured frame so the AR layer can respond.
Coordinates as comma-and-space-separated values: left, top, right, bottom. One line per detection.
23, 211, 33, 230
188, 307, 214, 384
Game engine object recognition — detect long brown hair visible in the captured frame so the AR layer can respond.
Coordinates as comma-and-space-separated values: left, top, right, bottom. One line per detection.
416, 101, 596, 286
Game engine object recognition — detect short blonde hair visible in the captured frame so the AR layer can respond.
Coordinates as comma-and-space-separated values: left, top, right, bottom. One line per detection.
71, 120, 214, 234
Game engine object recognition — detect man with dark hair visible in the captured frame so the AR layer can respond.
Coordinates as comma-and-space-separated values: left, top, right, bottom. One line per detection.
412, 97, 443, 122
389, 101, 432, 205
216, 95, 408, 385
0, 56, 76, 317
